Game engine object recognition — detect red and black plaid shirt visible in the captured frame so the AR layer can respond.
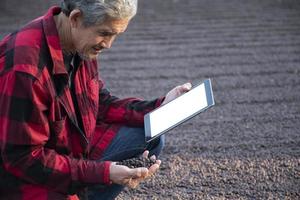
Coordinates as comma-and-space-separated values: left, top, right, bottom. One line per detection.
0, 7, 163, 200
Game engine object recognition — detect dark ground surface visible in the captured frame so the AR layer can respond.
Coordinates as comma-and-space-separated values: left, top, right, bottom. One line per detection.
1, 0, 300, 199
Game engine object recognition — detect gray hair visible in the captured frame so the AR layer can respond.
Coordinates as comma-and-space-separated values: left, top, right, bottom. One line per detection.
61, 0, 138, 26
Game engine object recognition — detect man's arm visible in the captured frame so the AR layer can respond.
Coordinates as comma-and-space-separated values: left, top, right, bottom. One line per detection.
97, 82, 192, 126
0, 72, 111, 194
97, 87, 165, 126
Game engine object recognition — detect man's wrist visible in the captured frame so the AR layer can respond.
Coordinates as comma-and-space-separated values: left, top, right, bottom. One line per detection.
103, 161, 113, 185
155, 96, 166, 108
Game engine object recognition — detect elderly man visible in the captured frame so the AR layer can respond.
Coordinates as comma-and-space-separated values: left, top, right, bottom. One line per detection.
0, 0, 191, 199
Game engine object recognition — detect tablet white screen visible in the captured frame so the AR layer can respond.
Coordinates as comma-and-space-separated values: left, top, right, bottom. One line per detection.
149, 83, 208, 137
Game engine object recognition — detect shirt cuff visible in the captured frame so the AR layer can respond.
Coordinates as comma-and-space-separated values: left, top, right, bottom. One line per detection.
103, 161, 113, 185
155, 96, 165, 108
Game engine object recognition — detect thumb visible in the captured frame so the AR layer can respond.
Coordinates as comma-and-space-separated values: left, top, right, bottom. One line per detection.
129, 167, 148, 179
178, 82, 192, 93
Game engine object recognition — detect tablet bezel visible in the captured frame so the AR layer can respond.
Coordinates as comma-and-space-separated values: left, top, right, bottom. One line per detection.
144, 79, 215, 143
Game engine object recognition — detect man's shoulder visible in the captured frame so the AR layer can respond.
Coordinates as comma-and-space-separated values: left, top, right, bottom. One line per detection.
0, 16, 44, 54
6, 16, 45, 49
0, 16, 50, 78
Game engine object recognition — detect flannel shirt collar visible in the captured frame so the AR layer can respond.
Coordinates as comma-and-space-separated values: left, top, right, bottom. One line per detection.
42, 6, 68, 76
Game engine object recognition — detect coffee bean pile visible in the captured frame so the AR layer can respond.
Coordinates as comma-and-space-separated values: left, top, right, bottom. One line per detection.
117, 157, 156, 169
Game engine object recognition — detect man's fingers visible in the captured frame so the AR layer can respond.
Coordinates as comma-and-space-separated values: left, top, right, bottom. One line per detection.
150, 155, 156, 162
148, 161, 161, 174
175, 82, 192, 96
142, 150, 149, 158
155, 159, 161, 166
179, 82, 192, 93
129, 167, 148, 179
126, 179, 140, 189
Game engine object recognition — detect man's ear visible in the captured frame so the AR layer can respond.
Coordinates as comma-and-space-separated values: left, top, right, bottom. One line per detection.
69, 9, 83, 28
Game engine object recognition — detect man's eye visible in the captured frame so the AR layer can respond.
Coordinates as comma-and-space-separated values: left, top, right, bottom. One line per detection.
98, 32, 112, 36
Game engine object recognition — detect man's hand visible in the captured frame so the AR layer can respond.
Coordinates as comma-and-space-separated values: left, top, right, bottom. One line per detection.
109, 151, 161, 188
162, 82, 192, 105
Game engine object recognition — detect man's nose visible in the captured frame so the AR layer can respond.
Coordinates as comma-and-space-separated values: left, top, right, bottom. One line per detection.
101, 36, 115, 49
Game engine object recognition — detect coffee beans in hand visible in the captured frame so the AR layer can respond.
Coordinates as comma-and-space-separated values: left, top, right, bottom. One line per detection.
117, 157, 156, 169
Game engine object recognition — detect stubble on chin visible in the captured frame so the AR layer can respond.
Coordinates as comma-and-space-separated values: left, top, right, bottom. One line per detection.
76, 43, 99, 60
77, 51, 99, 61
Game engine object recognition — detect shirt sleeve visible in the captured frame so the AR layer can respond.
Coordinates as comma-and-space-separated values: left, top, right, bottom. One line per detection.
97, 87, 165, 126
0, 71, 111, 195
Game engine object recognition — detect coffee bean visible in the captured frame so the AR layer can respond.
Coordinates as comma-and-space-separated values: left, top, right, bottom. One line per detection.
117, 157, 156, 168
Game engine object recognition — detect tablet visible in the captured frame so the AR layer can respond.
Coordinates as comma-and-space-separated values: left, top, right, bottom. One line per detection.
144, 79, 215, 142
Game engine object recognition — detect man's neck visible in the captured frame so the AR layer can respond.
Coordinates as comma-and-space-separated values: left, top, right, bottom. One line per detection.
54, 12, 76, 55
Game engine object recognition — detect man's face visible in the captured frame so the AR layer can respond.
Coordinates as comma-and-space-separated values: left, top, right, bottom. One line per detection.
71, 16, 129, 60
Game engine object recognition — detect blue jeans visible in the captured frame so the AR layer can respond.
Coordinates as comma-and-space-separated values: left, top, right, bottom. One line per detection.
87, 126, 165, 200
